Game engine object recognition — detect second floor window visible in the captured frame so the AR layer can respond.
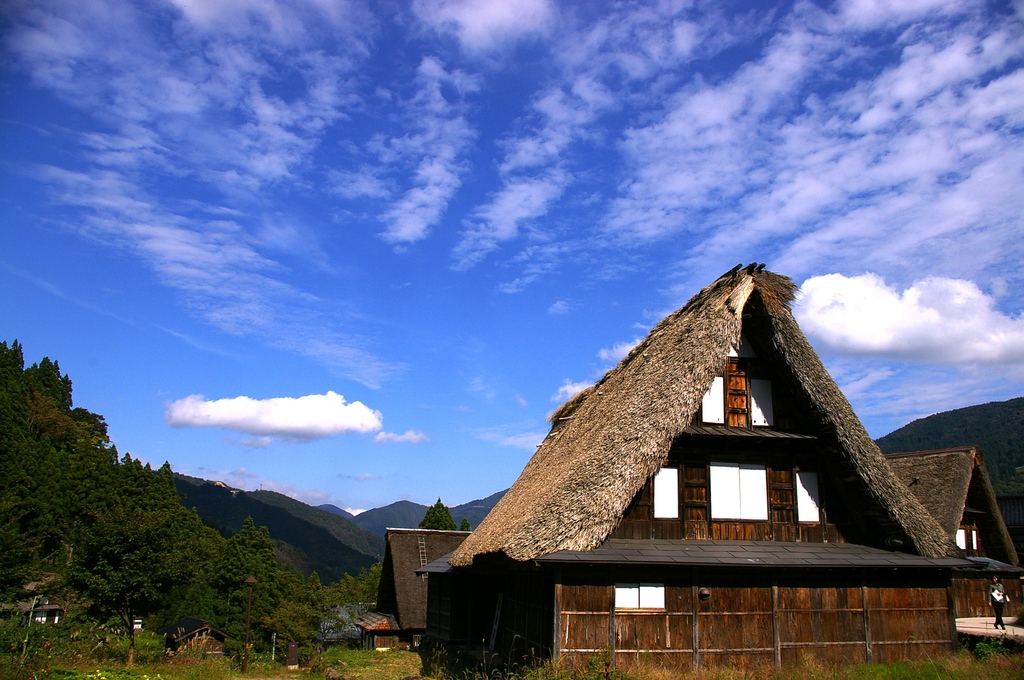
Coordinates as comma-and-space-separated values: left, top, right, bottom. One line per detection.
709, 462, 768, 520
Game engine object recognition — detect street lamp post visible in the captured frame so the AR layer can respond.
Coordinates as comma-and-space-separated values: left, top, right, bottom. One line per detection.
241, 576, 257, 673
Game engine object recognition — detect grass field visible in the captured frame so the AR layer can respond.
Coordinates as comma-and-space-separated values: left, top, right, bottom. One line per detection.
7, 646, 1024, 680
5, 635, 1023, 680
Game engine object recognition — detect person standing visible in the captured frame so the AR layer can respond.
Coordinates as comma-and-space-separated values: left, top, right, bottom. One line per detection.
989, 575, 1007, 630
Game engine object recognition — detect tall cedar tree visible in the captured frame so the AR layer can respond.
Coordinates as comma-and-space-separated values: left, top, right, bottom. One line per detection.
419, 498, 456, 530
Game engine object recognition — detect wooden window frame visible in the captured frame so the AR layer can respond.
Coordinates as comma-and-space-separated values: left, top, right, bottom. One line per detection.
614, 583, 666, 610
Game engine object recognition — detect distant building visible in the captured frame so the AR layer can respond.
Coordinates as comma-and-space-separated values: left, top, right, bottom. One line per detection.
886, 446, 1021, 617
18, 598, 63, 625
357, 528, 468, 649
156, 617, 229, 657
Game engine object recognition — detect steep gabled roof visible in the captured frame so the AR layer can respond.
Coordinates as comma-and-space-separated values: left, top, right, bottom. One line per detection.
376, 528, 469, 630
886, 447, 1018, 566
451, 266, 955, 567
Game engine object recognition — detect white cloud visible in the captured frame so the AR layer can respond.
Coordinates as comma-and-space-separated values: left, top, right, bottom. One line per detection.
345, 507, 367, 515
165, 391, 383, 441
553, 379, 591, 403
4, 0, 403, 387
453, 171, 568, 269
597, 337, 642, 363
375, 430, 430, 444
378, 58, 477, 244
412, 0, 555, 53
339, 473, 381, 481
239, 436, 272, 448
478, 429, 546, 449
602, 2, 1024, 293
548, 300, 570, 315
796, 273, 1024, 365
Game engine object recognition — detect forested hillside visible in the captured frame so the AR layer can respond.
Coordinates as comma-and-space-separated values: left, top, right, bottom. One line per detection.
876, 397, 1024, 494
0, 340, 378, 663
174, 476, 382, 581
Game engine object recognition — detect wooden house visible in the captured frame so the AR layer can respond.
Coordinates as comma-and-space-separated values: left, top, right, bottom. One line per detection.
156, 617, 228, 656
425, 265, 978, 670
885, 447, 1021, 617
364, 528, 469, 649
17, 598, 64, 625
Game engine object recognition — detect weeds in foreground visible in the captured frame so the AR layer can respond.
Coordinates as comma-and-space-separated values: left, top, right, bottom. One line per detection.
4, 640, 1023, 680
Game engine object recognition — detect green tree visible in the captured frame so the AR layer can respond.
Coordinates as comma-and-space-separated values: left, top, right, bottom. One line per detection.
328, 562, 381, 606
68, 458, 202, 664
419, 498, 456, 530
459, 518, 471, 531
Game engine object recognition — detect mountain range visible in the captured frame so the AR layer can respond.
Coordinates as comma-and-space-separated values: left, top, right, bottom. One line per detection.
173, 473, 505, 582
319, 490, 506, 537
172, 396, 1022, 582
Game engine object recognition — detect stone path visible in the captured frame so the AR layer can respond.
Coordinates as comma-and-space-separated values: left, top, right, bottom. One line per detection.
956, 616, 1024, 639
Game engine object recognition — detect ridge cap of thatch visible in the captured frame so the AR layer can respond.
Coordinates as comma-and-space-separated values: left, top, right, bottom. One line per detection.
451, 265, 954, 568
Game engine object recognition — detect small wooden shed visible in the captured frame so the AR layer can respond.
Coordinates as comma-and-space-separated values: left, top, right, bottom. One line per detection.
355, 611, 401, 650
886, 447, 1021, 617
427, 265, 976, 670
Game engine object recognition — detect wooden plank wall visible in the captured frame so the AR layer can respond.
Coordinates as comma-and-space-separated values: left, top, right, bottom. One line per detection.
499, 572, 554, 663
555, 569, 956, 670
951, 574, 1022, 618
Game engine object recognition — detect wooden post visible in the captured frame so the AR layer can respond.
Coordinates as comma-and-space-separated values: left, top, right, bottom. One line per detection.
691, 581, 700, 670
861, 572, 873, 663
771, 571, 781, 667
552, 574, 562, 661
608, 584, 616, 669
946, 580, 959, 652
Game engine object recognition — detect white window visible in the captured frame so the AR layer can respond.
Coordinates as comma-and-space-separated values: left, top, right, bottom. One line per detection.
710, 462, 768, 520
795, 470, 820, 522
615, 584, 665, 610
702, 376, 725, 424
653, 467, 679, 519
956, 528, 967, 550
750, 379, 774, 427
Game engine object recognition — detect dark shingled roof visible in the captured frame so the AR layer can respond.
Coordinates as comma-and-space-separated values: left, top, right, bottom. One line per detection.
999, 496, 1024, 527
452, 266, 955, 567
376, 528, 469, 631
155, 617, 228, 643
886, 447, 1018, 566
535, 539, 975, 569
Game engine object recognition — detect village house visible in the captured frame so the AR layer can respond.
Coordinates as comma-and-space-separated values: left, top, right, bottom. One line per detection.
422, 265, 986, 670
885, 447, 1021, 618
357, 528, 469, 649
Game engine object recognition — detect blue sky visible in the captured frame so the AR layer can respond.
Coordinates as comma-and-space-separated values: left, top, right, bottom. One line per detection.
2, 0, 1023, 513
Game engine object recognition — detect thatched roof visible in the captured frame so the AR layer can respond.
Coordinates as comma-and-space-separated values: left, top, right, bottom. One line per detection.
886, 447, 1018, 566
375, 528, 469, 631
451, 265, 955, 567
